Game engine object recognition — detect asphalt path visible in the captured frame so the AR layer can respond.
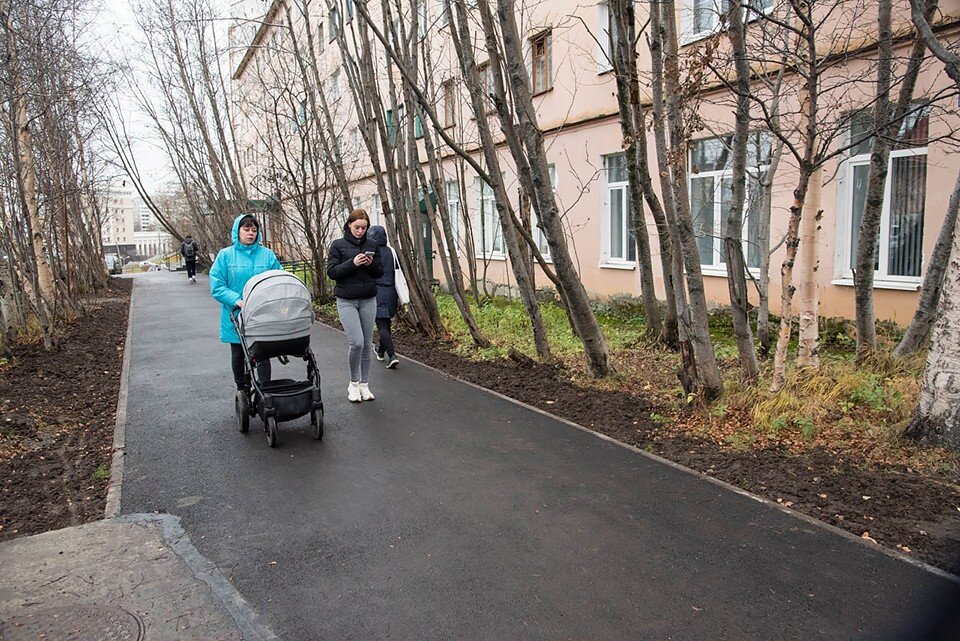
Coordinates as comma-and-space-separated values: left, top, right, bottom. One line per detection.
120, 271, 960, 640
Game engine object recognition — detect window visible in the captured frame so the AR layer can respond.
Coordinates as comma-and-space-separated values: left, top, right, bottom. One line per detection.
370, 194, 382, 226
329, 69, 341, 101
329, 7, 340, 41
531, 30, 552, 94
476, 62, 494, 111
442, 80, 456, 127
477, 178, 504, 257
414, 112, 423, 139
445, 180, 460, 247
597, 1, 615, 73
529, 165, 556, 259
345, 0, 355, 22
837, 107, 928, 284
689, 132, 769, 271
349, 127, 360, 160
317, 22, 324, 52
603, 154, 636, 264
416, 0, 427, 38
439, 0, 450, 26
682, 0, 774, 41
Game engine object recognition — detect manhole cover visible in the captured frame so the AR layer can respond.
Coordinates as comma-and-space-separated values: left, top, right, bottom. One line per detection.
0, 604, 145, 641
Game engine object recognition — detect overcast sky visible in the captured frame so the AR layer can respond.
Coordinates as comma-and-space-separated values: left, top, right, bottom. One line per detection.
95, 0, 174, 196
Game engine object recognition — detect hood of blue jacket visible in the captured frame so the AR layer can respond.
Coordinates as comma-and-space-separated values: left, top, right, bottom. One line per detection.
232, 214, 261, 253
368, 225, 387, 248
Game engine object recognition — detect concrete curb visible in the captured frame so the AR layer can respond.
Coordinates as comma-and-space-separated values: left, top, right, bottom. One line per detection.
317, 319, 960, 585
105, 277, 136, 519
116, 513, 279, 641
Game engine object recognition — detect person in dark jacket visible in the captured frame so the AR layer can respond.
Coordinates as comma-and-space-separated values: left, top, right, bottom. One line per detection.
327, 209, 384, 402
181, 235, 199, 283
367, 225, 400, 369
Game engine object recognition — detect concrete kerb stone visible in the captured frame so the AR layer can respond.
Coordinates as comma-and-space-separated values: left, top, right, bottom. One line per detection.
315, 320, 960, 585
105, 277, 136, 519
116, 513, 279, 641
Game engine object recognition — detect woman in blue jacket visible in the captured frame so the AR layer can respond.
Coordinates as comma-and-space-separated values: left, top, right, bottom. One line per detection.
210, 214, 282, 390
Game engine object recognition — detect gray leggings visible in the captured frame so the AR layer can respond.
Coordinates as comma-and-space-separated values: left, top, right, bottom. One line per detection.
336, 296, 377, 383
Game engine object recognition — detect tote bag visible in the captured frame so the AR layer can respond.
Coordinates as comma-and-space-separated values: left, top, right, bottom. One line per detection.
389, 245, 410, 305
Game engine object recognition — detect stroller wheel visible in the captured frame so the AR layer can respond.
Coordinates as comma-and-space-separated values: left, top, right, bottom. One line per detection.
266, 416, 278, 448
311, 408, 323, 440
235, 391, 249, 433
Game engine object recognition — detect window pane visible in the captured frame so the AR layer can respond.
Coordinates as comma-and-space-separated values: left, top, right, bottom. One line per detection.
691, 176, 715, 265
610, 187, 624, 259
849, 111, 874, 156
693, 0, 715, 32
746, 175, 763, 269
691, 136, 730, 173
605, 154, 627, 183
894, 106, 930, 150
719, 178, 732, 265
626, 191, 636, 262
888, 155, 926, 277
849, 164, 876, 270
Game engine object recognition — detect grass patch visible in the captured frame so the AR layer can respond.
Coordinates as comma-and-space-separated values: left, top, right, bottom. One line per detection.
319, 290, 955, 471
94, 463, 110, 482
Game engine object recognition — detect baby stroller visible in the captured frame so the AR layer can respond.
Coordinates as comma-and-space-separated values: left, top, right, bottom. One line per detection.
231, 269, 323, 447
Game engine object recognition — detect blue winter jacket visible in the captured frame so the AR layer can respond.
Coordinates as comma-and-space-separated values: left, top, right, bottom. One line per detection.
209, 215, 282, 343
368, 225, 398, 319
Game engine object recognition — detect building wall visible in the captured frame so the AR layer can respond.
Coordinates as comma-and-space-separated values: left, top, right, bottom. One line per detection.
230, 0, 960, 326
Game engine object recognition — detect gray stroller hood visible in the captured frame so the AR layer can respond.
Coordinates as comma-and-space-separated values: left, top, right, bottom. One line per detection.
240, 270, 314, 342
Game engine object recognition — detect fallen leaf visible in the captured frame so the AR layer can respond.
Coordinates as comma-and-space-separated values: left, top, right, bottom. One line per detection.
861, 532, 878, 544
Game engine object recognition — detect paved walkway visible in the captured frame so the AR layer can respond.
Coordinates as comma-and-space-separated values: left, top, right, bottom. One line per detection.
111, 271, 960, 640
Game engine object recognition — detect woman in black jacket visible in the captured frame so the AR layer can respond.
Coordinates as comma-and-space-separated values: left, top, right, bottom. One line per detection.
326, 209, 384, 402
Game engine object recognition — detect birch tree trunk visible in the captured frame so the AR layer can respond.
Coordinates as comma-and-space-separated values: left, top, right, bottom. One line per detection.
650, 0, 695, 387
796, 165, 822, 368
894, 167, 960, 357
904, 176, 960, 452
662, 0, 722, 397
723, 0, 759, 383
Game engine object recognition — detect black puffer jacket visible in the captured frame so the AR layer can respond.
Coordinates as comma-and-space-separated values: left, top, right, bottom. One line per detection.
326, 225, 384, 299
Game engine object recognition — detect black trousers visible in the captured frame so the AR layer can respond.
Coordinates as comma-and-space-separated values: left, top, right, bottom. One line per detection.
185, 260, 197, 278
230, 343, 271, 390
376, 317, 395, 357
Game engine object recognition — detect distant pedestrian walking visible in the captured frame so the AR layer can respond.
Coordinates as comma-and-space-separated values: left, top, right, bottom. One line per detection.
368, 225, 400, 369
210, 214, 282, 390
181, 234, 199, 284
327, 209, 383, 402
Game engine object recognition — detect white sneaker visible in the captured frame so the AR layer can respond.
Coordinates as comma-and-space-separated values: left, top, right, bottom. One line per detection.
347, 381, 361, 402
191, 276, 196, 283
358, 382, 375, 401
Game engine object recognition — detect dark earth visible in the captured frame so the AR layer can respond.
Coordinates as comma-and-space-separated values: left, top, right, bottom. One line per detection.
0, 279, 130, 542
1, 280, 958, 578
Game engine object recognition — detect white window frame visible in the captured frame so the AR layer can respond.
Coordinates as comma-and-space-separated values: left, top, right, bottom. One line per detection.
416, 0, 427, 38
600, 154, 636, 269
597, 1, 613, 73
370, 193, 382, 227
833, 145, 927, 290
476, 177, 505, 259
688, 136, 768, 276
530, 165, 555, 262
329, 69, 341, 101
445, 180, 461, 251
680, 0, 774, 44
